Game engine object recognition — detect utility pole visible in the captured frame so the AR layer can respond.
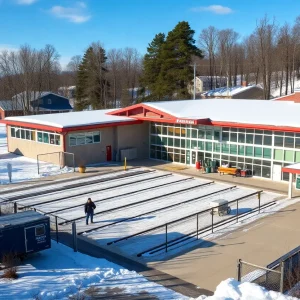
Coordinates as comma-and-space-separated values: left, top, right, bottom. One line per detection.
193, 63, 196, 100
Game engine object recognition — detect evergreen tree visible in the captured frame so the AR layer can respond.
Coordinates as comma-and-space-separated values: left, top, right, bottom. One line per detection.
75, 43, 109, 110
160, 21, 203, 99
141, 33, 165, 100
141, 21, 203, 101
75, 48, 92, 110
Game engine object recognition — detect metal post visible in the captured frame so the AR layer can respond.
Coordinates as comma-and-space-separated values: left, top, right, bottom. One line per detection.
55, 216, 59, 243
196, 213, 199, 239
165, 224, 168, 253
59, 152, 61, 169
124, 157, 127, 171
258, 192, 261, 213
72, 222, 78, 252
13, 202, 17, 214
37, 155, 40, 174
237, 200, 239, 223
237, 259, 242, 281
193, 63, 196, 100
280, 261, 285, 293
72, 154, 75, 173
211, 209, 214, 233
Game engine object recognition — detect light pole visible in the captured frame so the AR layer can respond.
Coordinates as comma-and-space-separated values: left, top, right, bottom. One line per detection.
193, 63, 196, 100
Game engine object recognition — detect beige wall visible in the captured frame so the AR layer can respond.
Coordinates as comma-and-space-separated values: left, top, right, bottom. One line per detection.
65, 127, 115, 166
7, 122, 150, 167
117, 122, 149, 160
7, 125, 64, 164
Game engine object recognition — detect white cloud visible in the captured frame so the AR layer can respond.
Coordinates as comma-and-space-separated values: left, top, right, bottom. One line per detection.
191, 5, 233, 15
49, 2, 91, 24
17, 0, 38, 5
0, 44, 19, 52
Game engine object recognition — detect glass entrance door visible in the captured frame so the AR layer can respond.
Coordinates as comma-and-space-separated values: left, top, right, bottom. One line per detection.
191, 151, 197, 166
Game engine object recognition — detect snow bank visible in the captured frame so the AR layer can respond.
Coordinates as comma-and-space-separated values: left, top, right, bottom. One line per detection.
0, 242, 187, 300
197, 278, 297, 300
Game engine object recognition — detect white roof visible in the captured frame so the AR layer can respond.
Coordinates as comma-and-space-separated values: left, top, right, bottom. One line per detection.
145, 99, 300, 128
203, 85, 259, 97
283, 163, 300, 170
5, 109, 135, 128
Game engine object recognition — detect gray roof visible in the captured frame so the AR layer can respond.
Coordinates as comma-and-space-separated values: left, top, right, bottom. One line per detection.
0, 211, 48, 229
13, 91, 69, 102
0, 100, 23, 111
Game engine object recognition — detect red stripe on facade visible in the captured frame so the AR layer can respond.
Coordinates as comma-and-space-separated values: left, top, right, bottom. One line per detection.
1, 120, 142, 133
282, 167, 300, 174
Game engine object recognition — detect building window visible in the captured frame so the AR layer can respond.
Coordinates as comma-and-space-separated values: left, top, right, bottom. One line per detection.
36, 131, 60, 145
69, 131, 101, 146
11, 126, 35, 141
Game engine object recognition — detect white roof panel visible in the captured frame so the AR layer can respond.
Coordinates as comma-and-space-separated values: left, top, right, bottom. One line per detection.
5, 109, 135, 128
145, 99, 300, 128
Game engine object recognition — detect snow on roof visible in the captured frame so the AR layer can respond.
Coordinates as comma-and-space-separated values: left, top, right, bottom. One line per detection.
203, 85, 260, 97
5, 109, 136, 128
145, 99, 300, 128
283, 162, 300, 170
0, 210, 47, 228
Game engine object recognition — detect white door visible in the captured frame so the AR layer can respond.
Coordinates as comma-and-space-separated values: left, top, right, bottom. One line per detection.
191, 151, 197, 166
272, 164, 282, 181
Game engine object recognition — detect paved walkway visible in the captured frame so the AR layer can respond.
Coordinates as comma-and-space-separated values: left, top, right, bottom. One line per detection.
130, 160, 300, 197
148, 201, 300, 291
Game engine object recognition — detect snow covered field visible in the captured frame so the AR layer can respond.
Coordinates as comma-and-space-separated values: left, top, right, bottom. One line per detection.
0, 124, 73, 185
0, 242, 187, 300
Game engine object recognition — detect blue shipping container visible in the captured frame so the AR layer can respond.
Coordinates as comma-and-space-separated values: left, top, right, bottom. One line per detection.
0, 210, 51, 260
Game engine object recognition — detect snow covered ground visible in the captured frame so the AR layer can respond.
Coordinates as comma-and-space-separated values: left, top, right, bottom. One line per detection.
0, 242, 187, 300
0, 242, 296, 299
197, 278, 298, 300
0, 124, 73, 185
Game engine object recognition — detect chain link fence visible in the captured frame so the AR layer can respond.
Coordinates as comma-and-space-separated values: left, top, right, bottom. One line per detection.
237, 259, 283, 293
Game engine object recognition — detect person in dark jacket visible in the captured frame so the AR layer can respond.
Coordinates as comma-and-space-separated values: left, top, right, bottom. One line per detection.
85, 198, 96, 225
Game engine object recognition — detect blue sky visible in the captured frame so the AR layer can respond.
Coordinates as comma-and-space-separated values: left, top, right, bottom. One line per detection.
1, 0, 300, 68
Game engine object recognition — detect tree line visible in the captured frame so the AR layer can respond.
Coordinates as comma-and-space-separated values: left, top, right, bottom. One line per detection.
1, 15, 300, 114
198, 16, 300, 99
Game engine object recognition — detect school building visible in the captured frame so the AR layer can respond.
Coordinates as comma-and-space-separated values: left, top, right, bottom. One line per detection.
3, 98, 300, 182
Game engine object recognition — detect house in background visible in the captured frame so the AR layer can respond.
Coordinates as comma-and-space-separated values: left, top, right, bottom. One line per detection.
274, 89, 300, 103
188, 76, 227, 95
58, 86, 76, 107
201, 82, 267, 100
0, 92, 73, 119
0, 99, 23, 119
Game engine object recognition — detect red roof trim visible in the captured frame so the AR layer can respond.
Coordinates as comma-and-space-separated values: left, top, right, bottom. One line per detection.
108, 103, 176, 120
282, 167, 300, 174
1, 120, 142, 133
209, 121, 300, 132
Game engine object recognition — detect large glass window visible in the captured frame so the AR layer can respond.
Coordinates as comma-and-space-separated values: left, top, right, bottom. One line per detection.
238, 133, 245, 143
263, 135, 272, 146
284, 150, 294, 162
11, 127, 15, 137
245, 146, 253, 156
230, 144, 237, 155
230, 132, 237, 142
222, 132, 229, 142
254, 135, 263, 145
238, 145, 245, 156
274, 149, 283, 161
284, 137, 294, 148
263, 148, 272, 159
222, 143, 229, 154
246, 134, 253, 144
69, 131, 101, 146
254, 147, 263, 158
274, 136, 284, 147
214, 131, 220, 141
